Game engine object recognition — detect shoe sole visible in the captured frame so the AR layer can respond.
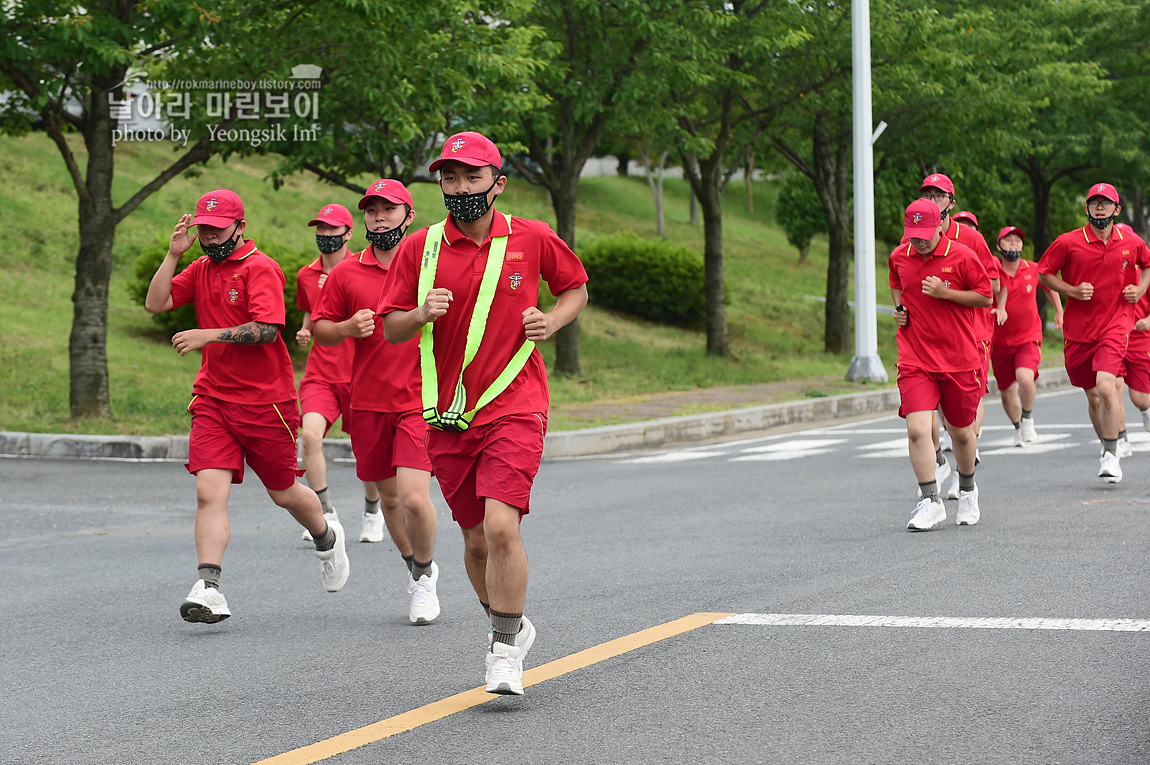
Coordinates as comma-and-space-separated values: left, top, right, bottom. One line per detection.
485, 682, 524, 696
410, 604, 441, 625
180, 602, 229, 624
359, 535, 384, 543
957, 516, 980, 526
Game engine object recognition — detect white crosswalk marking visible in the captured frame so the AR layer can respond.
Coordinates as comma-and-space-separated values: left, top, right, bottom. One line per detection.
715, 613, 1150, 632
729, 438, 847, 462
620, 450, 730, 464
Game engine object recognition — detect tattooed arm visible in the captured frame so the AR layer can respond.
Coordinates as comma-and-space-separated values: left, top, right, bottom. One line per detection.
171, 322, 280, 356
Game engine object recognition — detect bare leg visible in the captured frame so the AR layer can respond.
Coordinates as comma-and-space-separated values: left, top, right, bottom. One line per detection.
1000, 381, 1021, 424
299, 411, 329, 491
194, 468, 233, 565
374, 477, 412, 557
461, 522, 489, 605
397, 467, 437, 562
1017, 368, 1037, 412
267, 479, 326, 537
482, 499, 528, 614
950, 422, 978, 475
908, 411, 936, 482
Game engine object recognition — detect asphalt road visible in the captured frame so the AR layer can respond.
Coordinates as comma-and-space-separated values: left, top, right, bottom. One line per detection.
2, 388, 1149, 765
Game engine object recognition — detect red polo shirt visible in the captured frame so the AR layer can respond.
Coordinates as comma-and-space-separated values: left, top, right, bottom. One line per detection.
297, 255, 355, 384
169, 239, 297, 404
312, 247, 420, 413
378, 211, 588, 428
1038, 223, 1150, 343
1128, 271, 1150, 354
948, 219, 998, 342
888, 237, 991, 372
993, 259, 1044, 348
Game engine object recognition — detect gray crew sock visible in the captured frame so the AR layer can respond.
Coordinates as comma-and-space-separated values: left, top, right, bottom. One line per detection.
1103, 438, 1118, 456
959, 472, 976, 492
314, 486, 332, 514
918, 481, 938, 499
1119, 429, 1128, 442
313, 523, 336, 552
198, 564, 222, 590
402, 554, 415, 574
935, 449, 946, 467
411, 559, 434, 581
1012, 421, 1021, 429
1021, 408, 1033, 420
491, 610, 523, 648
365, 497, 380, 515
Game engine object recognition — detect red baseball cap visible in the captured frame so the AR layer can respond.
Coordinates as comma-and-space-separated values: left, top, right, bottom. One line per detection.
920, 173, 955, 196
997, 226, 1026, 245
308, 203, 354, 228
904, 199, 942, 240
952, 210, 978, 228
429, 131, 502, 173
358, 179, 414, 210
1086, 182, 1120, 205
193, 189, 244, 228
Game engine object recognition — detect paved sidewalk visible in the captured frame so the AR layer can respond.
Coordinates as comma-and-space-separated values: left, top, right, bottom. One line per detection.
0, 368, 1072, 462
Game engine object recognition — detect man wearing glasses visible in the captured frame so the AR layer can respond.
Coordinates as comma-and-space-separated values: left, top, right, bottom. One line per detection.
1038, 183, 1150, 483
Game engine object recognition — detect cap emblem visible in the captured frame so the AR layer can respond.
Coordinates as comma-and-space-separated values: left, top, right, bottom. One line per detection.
374, 181, 386, 191
913, 212, 922, 224
323, 206, 333, 215
451, 138, 466, 153
206, 199, 218, 211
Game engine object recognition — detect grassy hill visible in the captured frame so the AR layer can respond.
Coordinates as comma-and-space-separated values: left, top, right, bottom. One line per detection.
0, 131, 979, 436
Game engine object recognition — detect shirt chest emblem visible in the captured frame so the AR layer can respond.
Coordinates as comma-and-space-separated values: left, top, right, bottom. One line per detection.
228, 288, 239, 303
940, 267, 954, 274
508, 272, 523, 290
1026, 284, 1033, 293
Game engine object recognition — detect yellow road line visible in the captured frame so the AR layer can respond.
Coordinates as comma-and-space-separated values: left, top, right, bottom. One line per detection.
253, 612, 733, 765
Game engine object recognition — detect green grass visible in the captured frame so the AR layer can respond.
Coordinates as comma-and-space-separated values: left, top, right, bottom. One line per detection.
0, 132, 1062, 435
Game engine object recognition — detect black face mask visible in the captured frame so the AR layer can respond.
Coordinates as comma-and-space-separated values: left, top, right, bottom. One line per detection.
201, 223, 241, 263
443, 177, 500, 223
365, 224, 406, 252
315, 232, 346, 254
1001, 250, 1022, 262
1088, 214, 1115, 230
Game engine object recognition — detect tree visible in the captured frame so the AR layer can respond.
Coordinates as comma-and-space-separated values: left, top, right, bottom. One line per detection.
499, 0, 676, 376
775, 170, 826, 263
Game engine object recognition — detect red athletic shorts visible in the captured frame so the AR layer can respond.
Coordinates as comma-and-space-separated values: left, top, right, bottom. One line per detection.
347, 410, 432, 482
298, 378, 353, 433
991, 341, 1041, 390
186, 395, 305, 490
897, 366, 983, 428
1064, 334, 1128, 390
425, 413, 547, 529
1123, 344, 1150, 393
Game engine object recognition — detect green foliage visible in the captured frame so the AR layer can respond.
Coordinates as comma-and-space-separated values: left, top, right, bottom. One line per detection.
580, 232, 706, 328
775, 171, 827, 261
125, 235, 313, 360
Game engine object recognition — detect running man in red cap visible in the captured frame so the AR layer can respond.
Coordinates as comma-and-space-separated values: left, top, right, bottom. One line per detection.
952, 210, 979, 231
295, 203, 383, 544
890, 199, 992, 531
310, 180, 442, 624
1040, 183, 1150, 482
918, 174, 1001, 498
145, 189, 350, 624
991, 226, 1063, 446
380, 131, 589, 693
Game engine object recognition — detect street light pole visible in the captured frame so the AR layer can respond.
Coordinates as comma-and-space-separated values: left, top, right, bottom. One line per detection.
847, 0, 888, 383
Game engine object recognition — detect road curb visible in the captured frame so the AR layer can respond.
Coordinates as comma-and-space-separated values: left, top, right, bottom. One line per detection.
0, 367, 1072, 462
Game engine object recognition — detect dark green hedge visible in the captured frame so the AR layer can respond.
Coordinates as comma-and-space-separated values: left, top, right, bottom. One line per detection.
580, 232, 707, 328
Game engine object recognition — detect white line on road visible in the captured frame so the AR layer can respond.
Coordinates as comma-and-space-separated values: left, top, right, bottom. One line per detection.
715, 613, 1150, 632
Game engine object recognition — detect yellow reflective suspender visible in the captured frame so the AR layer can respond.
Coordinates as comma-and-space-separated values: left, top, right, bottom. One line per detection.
417, 215, 536, 432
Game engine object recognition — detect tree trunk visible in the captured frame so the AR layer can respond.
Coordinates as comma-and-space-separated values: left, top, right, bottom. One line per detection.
70, 81, 118, 418
1027, 164, 1054, 328
615, 153, 630, 176
550, 172, 582, 376
745, 155, 754, 214
1124, 187, 1149, 239
689, 189, 698, 226
823, 210, 852, 354
699, 181, 728, 357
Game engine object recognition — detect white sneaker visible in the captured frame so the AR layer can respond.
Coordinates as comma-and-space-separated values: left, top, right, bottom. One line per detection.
316, 519, 350, 592
180, 580, 231, 623
1099, 451, 1122, 483
907, 497, 946, 531
485, 616, 536, 695
956, 486, 980, 526
1142, 409, 1150, 434
1118, 436, 1133, 459
303, 510, 338, 542
946, 472, 960, 500
939, 430, 953, 452
408, 561, 441, 624
918, 457, 952, 498
1012, 428, 1025, 448
1020, 418, 1037, 443
359, 510, 384, 543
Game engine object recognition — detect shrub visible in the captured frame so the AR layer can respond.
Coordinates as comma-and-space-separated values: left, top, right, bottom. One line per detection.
775, 170, 827, 263
580, 232, 707, 328
127, 237, 314, 360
